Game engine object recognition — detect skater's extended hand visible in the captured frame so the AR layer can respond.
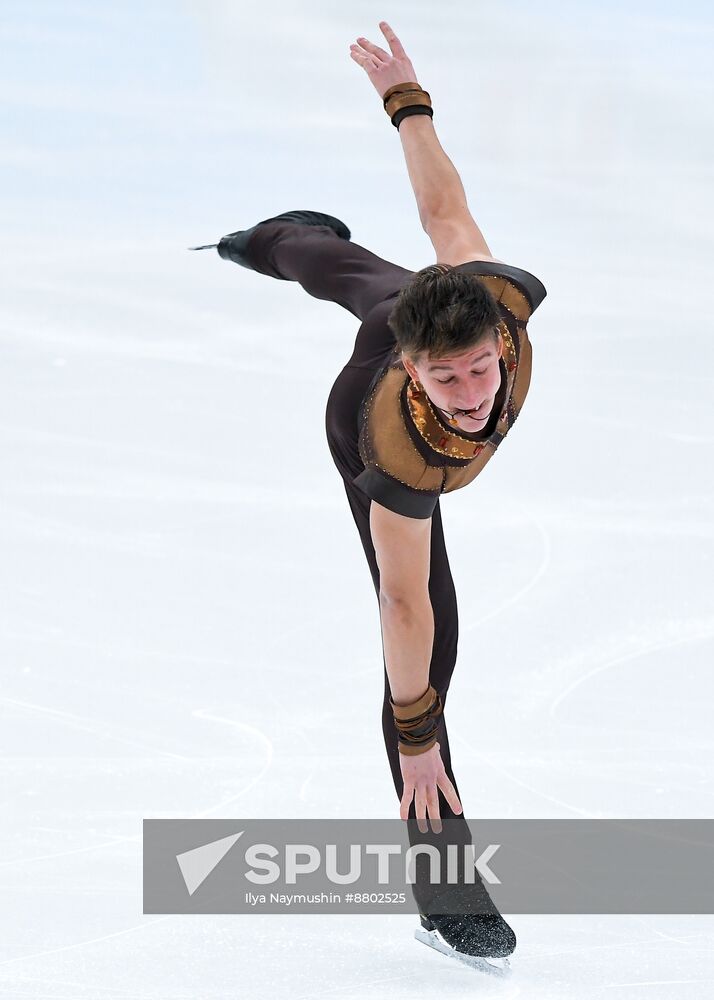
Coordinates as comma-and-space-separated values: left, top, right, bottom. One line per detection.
399, 741, 463, 835
349, 21, 421, 101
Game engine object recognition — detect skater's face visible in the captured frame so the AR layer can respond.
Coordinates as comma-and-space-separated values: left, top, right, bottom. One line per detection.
402, 333, 504, 434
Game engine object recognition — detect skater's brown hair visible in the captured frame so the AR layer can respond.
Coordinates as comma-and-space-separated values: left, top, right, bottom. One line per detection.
387, 264, 501, 364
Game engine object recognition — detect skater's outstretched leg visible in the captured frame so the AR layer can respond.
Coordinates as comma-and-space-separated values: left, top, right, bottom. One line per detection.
196, 210, 414, 323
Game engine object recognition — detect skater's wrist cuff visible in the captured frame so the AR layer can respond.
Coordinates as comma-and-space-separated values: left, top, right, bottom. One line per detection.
391, 684, 443, 756
382, 82, 434, 131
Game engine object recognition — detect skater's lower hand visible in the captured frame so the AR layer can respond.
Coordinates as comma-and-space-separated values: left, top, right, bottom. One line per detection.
399, 741, 463, 835
349, 21, 421, 101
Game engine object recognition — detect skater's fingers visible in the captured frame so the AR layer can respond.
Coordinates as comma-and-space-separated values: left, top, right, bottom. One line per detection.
437, 773, 463, 816
349, 46, 379, 72
415, 786, 428, 834
425, 788, 442, 835
355, 35, 391, 64
400, 783, 415, 822
379, 21, 407, 59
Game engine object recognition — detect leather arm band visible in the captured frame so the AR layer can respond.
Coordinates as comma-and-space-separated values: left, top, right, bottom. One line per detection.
390, 684, 443, 755
382, 82, 434, 131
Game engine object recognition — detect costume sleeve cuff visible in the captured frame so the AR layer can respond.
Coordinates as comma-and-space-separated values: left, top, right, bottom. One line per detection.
352, 466, 439, 519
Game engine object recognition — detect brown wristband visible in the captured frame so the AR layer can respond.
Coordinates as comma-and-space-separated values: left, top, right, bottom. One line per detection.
390, 684, 443, 756
382, 82, 433, 131
397, 735, 438, 756
382, 81, 419, 103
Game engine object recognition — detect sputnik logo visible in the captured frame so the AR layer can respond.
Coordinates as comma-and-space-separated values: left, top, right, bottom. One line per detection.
176, 831, 244, 896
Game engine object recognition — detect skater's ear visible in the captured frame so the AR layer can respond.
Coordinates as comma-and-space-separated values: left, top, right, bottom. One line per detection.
401, 352, 420, 382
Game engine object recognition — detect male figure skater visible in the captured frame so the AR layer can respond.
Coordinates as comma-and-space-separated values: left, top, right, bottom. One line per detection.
191, 21, 546, 971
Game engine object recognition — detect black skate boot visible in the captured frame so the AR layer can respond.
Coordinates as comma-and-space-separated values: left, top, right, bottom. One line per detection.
414, 881, 516, 976
188, 211, 351, 270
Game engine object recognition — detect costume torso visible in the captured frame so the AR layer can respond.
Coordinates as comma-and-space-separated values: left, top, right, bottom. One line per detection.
352, 260, 547, 518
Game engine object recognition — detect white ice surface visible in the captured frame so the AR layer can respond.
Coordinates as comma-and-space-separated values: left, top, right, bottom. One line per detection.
1, 1, 713, 997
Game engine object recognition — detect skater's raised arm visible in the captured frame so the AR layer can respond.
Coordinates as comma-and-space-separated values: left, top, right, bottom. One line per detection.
350, 21, 497, 264
398, 116, 501, 264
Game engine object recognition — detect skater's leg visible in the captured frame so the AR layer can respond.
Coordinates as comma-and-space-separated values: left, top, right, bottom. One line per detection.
335, 480, 476, 902
325, 314, 515, 933
327, 357, 514, 943
243, 220, 414, 323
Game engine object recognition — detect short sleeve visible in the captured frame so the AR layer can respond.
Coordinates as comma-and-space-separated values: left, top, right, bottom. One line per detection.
454, 260, 547, 317
352, 465, 439, 519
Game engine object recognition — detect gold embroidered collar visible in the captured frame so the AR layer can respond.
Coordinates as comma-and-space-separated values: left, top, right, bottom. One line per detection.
404, 321, 519, 460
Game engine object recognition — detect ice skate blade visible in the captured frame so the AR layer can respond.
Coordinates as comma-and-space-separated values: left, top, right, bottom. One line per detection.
414, 927, 512, 977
